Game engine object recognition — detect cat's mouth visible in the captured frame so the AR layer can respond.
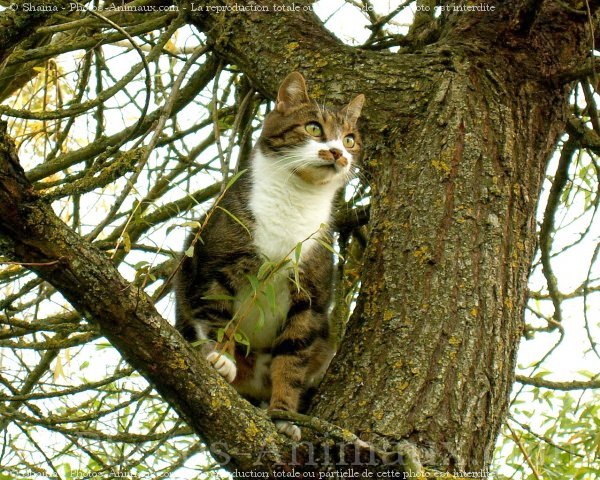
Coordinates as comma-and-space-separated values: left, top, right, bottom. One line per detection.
316, 163, 337, 170
292, 149, 350, 185
319, 148, 348, 171
316, 149, 349, 173
295, 162, 347, 185
319, 160, 349, 173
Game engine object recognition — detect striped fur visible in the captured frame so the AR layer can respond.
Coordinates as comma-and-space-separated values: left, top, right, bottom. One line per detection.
175, 72, 364, 440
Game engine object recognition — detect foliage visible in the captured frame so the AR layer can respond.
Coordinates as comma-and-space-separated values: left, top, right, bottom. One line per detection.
495, 389, 600, 479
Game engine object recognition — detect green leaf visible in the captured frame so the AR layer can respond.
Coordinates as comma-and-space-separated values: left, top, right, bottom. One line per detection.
218, 116, 234, 130
294, 242, 302, 263
257, 261, 273, 281
216, 206, 251, 237
184, 245, 194, 257
246, 274, 259, 295
180, 220, 201, 229
225, 168, 248, 191
316, 238, 342, 259
255, 305, 266, 332
202, 294, 235, 301
234, 331, 251, 355
265, 282, 276, 314
293, 267, 301, 293
190, 338, 210, 348
122, 232, 131, 253
217, 328, 225, 343
234, 332, 246, 344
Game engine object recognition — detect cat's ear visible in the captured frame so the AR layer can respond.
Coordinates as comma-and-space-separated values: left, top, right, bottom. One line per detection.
341, 94, 365, 126
277, 72, 310, 113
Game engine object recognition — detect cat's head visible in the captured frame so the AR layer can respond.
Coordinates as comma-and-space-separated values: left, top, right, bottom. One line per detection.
258, 72, 365, 187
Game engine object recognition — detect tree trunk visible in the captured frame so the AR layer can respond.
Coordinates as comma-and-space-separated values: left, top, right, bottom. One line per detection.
312, 44, 568, 472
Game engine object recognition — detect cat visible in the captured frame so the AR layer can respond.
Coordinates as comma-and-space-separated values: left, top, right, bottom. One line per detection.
175, 72, 364, 441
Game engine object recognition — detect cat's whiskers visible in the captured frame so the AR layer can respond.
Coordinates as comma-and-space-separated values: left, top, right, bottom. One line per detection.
270, 157, 314, 176
284, 167, 301, 190
346, 164, 370, 188
269, 151, 326, 173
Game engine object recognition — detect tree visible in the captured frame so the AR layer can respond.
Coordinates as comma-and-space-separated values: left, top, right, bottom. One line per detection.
0, 1, 598, 478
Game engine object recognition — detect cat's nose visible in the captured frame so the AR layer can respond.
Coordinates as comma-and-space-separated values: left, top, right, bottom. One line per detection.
329, 148, 342, 160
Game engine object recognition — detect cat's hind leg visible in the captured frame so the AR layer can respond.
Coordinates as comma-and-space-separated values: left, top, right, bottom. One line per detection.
269, 308, 332, 442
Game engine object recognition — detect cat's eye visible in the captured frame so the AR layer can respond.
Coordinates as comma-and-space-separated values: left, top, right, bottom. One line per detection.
305, 122, 323, 137
343, 135, 355, 148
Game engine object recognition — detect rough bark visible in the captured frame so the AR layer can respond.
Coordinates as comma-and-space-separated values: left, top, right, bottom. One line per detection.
0, 0, 596, 475
314, 42, 564, 472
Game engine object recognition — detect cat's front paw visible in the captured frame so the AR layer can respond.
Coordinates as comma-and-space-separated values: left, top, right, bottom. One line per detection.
206, 351, 237, 383
274, 420, 301, 441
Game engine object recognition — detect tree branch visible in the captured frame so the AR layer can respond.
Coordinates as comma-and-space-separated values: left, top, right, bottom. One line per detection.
539, 137, 576, 326
515, 375, 600, 390
0, 0, 71, 64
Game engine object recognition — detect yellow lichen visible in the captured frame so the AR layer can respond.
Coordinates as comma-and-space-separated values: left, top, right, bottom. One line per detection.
170, 356, 187, 370
245, 421, 260, 439
413, 245, 430, 260
431, 159, 451, 175
210, 395, 231, 410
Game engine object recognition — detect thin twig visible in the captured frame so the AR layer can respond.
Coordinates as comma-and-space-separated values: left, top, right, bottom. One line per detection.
583, 240, 600, 360
539, 137, 576, 327
506, 423, 542, 480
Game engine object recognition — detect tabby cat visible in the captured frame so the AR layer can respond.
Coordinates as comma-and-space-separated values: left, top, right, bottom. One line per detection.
175, 72, 364, 440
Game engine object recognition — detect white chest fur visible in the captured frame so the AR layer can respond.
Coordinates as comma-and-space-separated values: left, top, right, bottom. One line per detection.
240, 148, 342, 347
249, 149, 339, 262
